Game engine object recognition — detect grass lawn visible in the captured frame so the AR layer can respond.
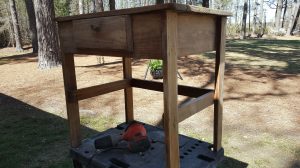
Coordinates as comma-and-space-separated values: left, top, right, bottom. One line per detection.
0, 38, 299, 168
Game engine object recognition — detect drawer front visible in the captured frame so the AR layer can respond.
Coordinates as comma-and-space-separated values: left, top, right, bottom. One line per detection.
73, 16, 127, 50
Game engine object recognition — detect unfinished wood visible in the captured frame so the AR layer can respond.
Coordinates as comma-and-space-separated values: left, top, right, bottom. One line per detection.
75, 79, 131, 100
123, 57, 134, 123
73, 16, 127, 51
178, 91, 214, 122
213, 16, 226, 152
56, 3, 231, 22
163, 11, 180, 168
132, 13, 162, 59
74, 48, 131, 57
178, 14, 217, 56
131, 79, 212, 98
61, 54, 81, 148
58, 21, 75, 53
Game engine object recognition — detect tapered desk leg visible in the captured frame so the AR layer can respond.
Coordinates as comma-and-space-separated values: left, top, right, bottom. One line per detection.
163, 11, 180, 168
123, 57, 134, 123
213, 16, 226, 152
62, 53, 82, 168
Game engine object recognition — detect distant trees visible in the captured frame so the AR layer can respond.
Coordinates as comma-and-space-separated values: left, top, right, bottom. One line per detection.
275, 0, 283, 32
79, 0, 84, 14
25, 0, 38, 53
241, 0, 248, 39
8, 0, 22, 51
96, 0, 104, 12
286, 0, 300, 35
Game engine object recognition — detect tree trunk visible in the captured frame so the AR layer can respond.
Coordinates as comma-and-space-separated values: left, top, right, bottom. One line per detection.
241, 0, 248, 39
291, 3, 300, 34
9, 0, 23, 51
248, 0, 251, 34
253, 0, 257, 35
202, 0, 209, 7
258, 0, 264, 37
79, 0, 84, 14
286, 0, 300, 35
91, 0, 96, 13
282, 0, 287, 28
109, 0, 115, 10
156, 0, 164, 4
25, 0, 38, 53
95, 0, 104, 12
235, 0, 239, 25
275, 0, 283, 32
34, 0, 61, 69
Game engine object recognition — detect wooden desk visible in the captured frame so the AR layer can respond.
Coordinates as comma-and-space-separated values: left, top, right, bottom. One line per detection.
57, 3, 231, 168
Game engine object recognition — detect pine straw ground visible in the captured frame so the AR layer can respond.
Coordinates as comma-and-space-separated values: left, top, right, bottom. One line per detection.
0, 38, 299, 168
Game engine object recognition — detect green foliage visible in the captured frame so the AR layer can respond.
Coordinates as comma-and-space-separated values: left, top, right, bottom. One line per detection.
149, 59, 163, 72
54, 0, 70, 17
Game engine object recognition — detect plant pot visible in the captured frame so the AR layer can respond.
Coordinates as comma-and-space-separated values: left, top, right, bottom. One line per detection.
150, 69, 163, 79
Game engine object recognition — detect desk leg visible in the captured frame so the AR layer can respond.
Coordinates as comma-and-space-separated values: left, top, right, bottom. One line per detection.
163, 11, 180, 168
213, 17, 226, 152
62, 53, 82, 167
123, 57, 134, 123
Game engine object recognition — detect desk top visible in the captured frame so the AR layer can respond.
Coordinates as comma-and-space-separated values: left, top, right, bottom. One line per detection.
56, 3, 232, 22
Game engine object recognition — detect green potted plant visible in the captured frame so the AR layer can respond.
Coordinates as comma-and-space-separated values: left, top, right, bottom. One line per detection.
149, 59, 163, 79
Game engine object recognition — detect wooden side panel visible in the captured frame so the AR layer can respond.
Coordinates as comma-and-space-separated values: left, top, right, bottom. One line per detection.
73, 16, 127, 50
58, 21, 75, 53
163, 11, 180, 168
132, 13, 163, 59
178, 14, 216, 56
213, 16, 226, 152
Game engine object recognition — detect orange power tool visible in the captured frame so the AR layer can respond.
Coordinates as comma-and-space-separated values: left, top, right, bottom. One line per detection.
94, 122, 151, 153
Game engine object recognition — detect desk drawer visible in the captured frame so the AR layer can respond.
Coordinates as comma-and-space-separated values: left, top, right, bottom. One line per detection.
73, 16, 127, 50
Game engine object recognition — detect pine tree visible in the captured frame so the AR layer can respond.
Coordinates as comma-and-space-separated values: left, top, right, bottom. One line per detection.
34, 0, 61, 69
8, 0, 23, 51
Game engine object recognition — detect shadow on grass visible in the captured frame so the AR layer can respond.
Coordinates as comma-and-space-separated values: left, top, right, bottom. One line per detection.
0, 93, 248, 168
0, 93, 97, 168
203, 39, 300, 75
218, 156, 248, 168
0, 53, 37, 65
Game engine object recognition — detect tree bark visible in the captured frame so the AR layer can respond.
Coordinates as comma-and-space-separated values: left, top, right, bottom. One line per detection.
286, 0, 300, 35
258, 0, 264, 37
282, 0, 287, 28
79, 0, 84, 14
8, 0, 23, 51
253, 0, 257, 35
91, 0, 96, 13
34, 0, 61, 69
109, 0, 115, 10
25, 0, 38, 53
241, 0, 248, 39
95, 0, 104, 12
202, 0, 209, 7
249, 0, 251, 34
156, 0, 164, 4
291, 7, 300, 34
275, 0, 283, 32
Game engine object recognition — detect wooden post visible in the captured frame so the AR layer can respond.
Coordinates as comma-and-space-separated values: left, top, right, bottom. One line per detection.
123, 57, 134, 122
61, 53, 82, 168
163, 11, 180, 168
213, 16, 226, 152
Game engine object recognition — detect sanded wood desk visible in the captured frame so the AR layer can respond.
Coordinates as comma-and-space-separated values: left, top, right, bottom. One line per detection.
56, 3, 231, 168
